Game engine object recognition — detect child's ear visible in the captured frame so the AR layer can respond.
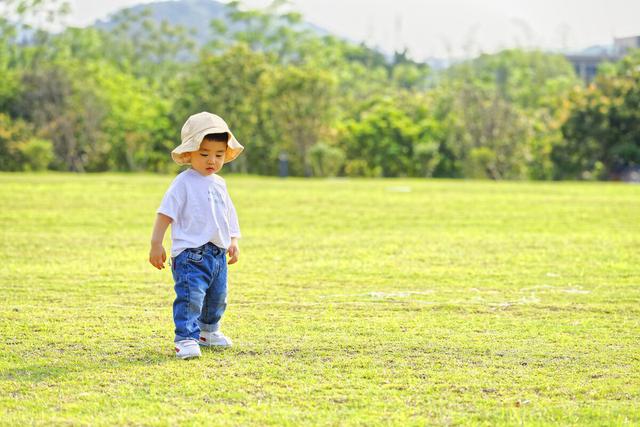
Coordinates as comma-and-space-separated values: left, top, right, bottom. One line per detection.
184, 152, 192, 161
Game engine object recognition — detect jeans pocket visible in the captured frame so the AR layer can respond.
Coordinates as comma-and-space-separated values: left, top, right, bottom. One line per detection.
186, 249, 204, 263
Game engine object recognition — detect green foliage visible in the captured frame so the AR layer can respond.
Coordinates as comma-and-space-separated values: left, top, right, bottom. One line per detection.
175, 44, 271, 174
264, 64, 337, 176
83, 61, 173, 171
339, 99, 418, 177
390, 49, 431, 90
0, 0, 634, 180
0, 69, 20, 116
557, 50, 640, 179
413, 141, 440, 177
96, 8, 196, 85
14, 137, 54, 171
427, 50, 580, 180
447, 49, 577, 109
0, 113, 31, 170
309, 142, 345, 177
343, 158, 379, 177
341, 93, 444, 178
0, 113, 53, 171
9, 62, 102, 171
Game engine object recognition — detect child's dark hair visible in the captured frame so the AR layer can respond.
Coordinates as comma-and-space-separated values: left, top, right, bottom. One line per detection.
203, 132, 229, 144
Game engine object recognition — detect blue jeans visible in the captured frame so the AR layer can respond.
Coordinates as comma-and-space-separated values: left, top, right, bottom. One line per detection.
171, 242, 227, 342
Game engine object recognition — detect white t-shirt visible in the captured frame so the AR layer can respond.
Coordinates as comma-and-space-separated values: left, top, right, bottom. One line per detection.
157, 169, 241, 257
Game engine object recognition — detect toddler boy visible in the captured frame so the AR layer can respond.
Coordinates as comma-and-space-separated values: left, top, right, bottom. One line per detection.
149, 112, 244, 359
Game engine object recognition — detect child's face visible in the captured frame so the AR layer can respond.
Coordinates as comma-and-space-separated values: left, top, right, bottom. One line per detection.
188, 139, 227, 176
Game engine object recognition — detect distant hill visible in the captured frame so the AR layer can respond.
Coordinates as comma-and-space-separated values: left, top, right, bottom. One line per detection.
93, 0, 329, 47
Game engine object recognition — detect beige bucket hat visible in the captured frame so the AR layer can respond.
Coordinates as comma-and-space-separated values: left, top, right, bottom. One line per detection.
171, 112, 244, 165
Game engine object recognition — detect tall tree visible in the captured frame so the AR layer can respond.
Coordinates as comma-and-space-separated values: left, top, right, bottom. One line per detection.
556, 51, 640, 179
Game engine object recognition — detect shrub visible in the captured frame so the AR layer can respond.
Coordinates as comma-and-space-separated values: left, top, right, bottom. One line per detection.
309, 143, 345, 177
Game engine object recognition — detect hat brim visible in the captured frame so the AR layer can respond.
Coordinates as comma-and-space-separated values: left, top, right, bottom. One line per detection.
171, 127, 244, 165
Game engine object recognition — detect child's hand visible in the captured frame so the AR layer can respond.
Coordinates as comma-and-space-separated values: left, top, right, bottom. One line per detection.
227, 241, 239, 265
149, 243, 167, 270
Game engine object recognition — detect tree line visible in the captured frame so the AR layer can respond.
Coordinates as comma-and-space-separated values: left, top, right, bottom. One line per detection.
0, 0, 638, 179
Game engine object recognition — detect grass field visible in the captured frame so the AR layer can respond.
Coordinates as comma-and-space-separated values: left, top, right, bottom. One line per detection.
0, 173, 639, 426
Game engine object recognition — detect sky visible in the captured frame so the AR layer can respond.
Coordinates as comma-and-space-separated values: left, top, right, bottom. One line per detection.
65, 0, 640, 60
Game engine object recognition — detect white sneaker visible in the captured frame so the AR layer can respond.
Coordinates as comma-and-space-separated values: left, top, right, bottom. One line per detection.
199, 331, 233, 347
174, 339, 201, 359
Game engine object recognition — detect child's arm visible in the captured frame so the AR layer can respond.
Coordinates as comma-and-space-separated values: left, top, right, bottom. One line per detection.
228, 237, 239, 265
149, 213, 172, 270
226, 190, 240, 265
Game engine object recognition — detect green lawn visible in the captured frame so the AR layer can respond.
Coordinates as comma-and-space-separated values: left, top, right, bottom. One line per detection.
0, 173, 639, 426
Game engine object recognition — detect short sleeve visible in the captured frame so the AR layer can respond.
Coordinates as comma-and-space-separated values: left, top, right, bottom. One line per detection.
157, 180, 184, 222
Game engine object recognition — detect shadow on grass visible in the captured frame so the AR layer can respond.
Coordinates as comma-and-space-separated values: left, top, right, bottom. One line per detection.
1, 348, 175, 383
